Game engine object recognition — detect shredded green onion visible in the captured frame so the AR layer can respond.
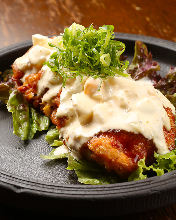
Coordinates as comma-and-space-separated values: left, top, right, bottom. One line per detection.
46, 23, 129, 86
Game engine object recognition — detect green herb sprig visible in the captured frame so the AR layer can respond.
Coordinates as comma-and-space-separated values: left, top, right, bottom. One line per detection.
46, 23, 129, 85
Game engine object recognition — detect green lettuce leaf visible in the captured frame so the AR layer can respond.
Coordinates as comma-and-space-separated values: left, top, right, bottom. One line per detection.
7, 90, 31, 140
41, 145, 68, 160
128, 150, 176, 181
67, 155, 120, 185
45, 127, 63, 147
41, 142, 120, 184
42, 126, 67, 159
28, 107, 50, 139
7, 90, 50, 140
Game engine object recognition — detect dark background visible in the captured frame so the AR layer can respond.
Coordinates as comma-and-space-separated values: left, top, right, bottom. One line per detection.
0, 0, 176, 219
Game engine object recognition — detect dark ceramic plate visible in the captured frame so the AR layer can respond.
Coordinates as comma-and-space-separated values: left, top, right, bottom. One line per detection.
0, 34, 176, 217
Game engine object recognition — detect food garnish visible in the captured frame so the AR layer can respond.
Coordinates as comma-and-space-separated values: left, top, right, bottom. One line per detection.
46, 23, 129, 86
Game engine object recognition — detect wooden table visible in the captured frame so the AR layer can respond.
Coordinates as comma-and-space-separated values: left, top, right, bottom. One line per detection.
0, 0, 176, 48
0, 0, 176, 219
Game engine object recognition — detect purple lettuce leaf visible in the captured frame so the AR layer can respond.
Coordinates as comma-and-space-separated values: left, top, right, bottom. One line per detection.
0, 69, 14, 103
155, 66, 176, 95
127, 41, 160, 82
154, 67, 176, 107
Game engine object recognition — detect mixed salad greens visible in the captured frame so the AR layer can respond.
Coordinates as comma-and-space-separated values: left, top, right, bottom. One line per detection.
0, 24, 176, 184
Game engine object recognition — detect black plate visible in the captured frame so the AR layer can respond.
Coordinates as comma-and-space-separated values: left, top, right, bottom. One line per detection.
0, 34, 176, 217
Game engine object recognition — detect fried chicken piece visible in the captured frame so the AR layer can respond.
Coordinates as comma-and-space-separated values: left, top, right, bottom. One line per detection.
81, 130, 156, 178
81, 108, 176, 178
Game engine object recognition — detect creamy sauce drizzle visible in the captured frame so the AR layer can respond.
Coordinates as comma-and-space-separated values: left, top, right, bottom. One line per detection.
14, 34, 60, 82
14, 34, 176, 156
56, 76, 175, 155
37, 65, 62, 102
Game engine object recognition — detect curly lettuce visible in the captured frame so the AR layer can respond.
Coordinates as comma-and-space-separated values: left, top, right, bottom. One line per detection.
155, 67, 176, 108
127, 41, 160, 81
67, 155, 120, 185
129, 149, 176, 181
42, 145, 120, 185
0, 69, 14, 103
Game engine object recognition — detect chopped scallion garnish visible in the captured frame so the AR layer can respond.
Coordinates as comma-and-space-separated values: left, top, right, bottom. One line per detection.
46, 23, 129, 86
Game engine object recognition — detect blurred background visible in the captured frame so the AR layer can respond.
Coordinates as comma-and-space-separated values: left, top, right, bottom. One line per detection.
0, 0, 176, 219
0, 0, 176, 48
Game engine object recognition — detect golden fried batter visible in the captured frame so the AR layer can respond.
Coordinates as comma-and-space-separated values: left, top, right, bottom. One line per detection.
81, 108, 175, 178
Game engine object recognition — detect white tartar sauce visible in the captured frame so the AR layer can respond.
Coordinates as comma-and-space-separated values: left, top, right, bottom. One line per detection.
14, 34, 175, 156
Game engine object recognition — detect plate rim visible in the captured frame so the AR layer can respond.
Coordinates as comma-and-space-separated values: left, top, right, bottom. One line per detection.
0, 33, 176, 201
0, 32, 175, 55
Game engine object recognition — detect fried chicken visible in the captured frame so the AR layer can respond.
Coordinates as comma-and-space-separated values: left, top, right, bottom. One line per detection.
81, 107, 176, 178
